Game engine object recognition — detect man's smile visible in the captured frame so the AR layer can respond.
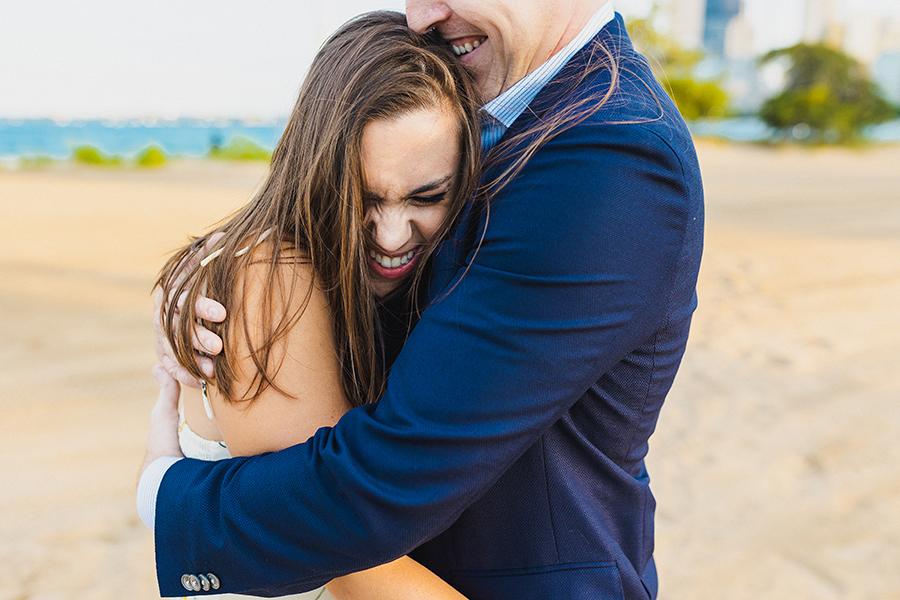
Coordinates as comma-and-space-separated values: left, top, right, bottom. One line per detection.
447, 35, 487, 56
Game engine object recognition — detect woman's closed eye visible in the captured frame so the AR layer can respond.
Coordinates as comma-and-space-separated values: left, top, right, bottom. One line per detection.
410, 192, 448, 206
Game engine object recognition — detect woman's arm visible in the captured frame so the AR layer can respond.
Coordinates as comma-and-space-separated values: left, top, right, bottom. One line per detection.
327, 559, 467, 600
202, 252, 467, 600
203, 253, 348, 457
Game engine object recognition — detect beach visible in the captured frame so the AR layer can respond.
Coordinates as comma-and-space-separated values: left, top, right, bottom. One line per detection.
1, 141, 898, 598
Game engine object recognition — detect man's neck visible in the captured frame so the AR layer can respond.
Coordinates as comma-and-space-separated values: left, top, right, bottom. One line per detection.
480, 0, 616, 143
547, 0, 608, 61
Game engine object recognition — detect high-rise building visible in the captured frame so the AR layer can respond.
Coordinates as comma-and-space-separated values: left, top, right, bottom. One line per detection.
724, 3, 755, 59
704, 0, 742, 55
668, 0, 708, 50
802, 0, 838, 44
843, 15, 885, 65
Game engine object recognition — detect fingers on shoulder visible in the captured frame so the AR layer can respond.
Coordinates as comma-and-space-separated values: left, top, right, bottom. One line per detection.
230, 248, 337, 387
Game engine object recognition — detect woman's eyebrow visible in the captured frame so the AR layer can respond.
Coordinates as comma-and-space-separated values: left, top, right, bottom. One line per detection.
408, 174, 453, 197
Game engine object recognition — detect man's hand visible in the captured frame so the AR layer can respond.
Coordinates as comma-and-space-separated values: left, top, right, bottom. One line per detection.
140, 366, 185, 476
153, 233, 227, 387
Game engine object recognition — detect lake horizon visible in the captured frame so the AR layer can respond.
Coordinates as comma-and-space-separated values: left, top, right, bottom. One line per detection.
2, 116, 899, 164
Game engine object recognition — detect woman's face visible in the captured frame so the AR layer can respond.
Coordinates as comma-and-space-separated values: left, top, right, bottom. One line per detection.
361, 103, 462, 298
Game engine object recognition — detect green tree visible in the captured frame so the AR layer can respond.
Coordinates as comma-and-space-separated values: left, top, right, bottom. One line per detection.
72, 146, 122, 166
664, 77, 730, 120
627, 15, 730, 119
207, 136, 271, 161
759, 43, 898, 143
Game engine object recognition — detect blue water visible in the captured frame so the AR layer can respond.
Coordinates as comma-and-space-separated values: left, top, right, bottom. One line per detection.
688, 117, 775, 142
1, 117, 898, 162
687, 117, 900, 143
0, 118, 286, 161
866, 119, 900, 143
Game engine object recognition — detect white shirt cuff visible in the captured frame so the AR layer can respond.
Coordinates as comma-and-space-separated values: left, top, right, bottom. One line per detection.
136, 456, 183, 529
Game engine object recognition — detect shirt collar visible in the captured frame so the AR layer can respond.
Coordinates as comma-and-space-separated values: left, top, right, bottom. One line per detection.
481, 2, 616, 130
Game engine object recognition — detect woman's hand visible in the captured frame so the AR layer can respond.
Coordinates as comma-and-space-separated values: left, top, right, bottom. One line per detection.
154, 289, 226, 386
153, 233, 227, 387
140, 366, 185, 476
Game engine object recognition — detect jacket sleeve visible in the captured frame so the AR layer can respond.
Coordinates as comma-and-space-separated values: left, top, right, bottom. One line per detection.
153, 121, 702, 597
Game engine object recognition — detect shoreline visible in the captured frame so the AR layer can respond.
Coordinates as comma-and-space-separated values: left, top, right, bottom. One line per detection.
3, 115, 900, 169
3, 135, 899, 171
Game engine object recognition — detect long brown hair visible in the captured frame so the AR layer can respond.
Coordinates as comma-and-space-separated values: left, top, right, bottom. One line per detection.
157, 11, 481, 408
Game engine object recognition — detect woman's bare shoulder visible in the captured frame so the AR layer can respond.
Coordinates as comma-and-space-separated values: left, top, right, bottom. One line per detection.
208, 241, 350, 457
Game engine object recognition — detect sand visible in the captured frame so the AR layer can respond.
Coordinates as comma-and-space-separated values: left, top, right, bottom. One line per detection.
0, 142, 898, 599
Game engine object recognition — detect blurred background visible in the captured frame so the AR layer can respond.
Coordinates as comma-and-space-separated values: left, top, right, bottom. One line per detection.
0, 1, 898, 599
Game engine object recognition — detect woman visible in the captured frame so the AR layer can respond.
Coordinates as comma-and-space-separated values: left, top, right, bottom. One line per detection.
155, 11, 480, 600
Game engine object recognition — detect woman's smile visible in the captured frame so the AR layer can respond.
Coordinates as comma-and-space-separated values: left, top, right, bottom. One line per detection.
367, 248, 421, 279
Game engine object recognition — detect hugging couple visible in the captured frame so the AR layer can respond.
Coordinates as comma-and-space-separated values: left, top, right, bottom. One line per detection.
138, 1, 704, 599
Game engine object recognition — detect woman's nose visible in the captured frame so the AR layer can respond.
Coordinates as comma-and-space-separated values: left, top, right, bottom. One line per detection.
368, 208, 411, 253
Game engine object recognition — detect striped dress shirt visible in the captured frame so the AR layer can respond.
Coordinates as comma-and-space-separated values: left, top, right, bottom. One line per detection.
480, 2, 615, 152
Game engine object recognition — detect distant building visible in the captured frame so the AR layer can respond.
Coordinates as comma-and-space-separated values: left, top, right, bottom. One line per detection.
843, 15, 884, 66
882, 18, 900, 54
724, 4, 754, 59
721, 3, 761, 113
668, 0, 707, 50
657, 0, 900, 114
802, 0, 838, 45
704, 0, 741, 55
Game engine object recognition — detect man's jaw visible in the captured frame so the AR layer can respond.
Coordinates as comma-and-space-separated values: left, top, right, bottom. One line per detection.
440, 31, 500, 100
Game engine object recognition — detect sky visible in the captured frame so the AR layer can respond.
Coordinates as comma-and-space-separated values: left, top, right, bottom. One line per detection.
0, 0, 898, 120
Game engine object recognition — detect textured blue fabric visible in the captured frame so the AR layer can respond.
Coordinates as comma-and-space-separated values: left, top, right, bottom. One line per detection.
154, 15, 703, 600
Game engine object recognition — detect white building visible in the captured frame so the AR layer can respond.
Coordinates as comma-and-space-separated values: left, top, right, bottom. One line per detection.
667, 0, 708, 50
802, 0, 838, 44
725, 5, 756, 59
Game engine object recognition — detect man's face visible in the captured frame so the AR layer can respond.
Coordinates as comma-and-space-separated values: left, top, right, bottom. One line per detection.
406, 0, 561, 101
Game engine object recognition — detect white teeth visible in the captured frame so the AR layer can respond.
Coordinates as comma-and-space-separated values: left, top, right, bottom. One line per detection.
452, 40, 482, 56
371, 249, 417, 270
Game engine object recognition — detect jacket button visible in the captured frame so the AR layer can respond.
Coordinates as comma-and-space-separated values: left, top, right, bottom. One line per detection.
181, 574, 193, 591
207, 573, 221, 590
188, 575, 202, 592
198, 574, 211, 592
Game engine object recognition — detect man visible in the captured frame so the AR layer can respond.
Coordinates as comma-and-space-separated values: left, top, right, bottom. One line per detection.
139, 1, 704, 598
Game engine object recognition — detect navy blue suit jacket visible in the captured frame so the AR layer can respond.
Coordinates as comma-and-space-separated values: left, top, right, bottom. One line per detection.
154, 15, 703, 600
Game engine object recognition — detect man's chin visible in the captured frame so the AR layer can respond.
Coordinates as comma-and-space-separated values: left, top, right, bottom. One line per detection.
453, 48, 499, 101
469, 66, 504, 103
472, 73, 503, 103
